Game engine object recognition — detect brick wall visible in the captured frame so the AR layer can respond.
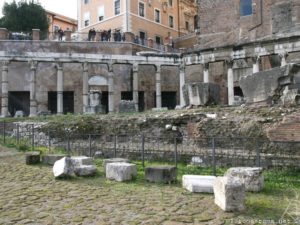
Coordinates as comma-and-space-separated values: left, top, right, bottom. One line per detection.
197, 0, 300, 49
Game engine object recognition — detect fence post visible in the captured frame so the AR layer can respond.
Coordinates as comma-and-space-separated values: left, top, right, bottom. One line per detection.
89, 134, 92, 157
174, 137, 178, 168
31, 124, 34, 151
17, 124, 20, 144
114, 135, 117, 157
141, 134, 145, 168
212, 137, 216, 176
256, 139, 261, 167
67, 133, 70, 157
48, 130, 51, 154
3, 121, 6, 144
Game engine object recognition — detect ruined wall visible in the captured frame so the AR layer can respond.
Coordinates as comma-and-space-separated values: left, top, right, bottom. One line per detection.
197, 0, 300, 49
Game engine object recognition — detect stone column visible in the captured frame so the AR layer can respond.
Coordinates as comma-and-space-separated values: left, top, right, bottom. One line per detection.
252, 56, 260, 74
132, 64, 139, 111
56, 63, 64, 114
280, 53, 288, 67
179, 65, 186, 107
203, 63, 209, 83
155, 65, 162, 108
108, 65, 114, 113
29, 60, 38, 117
32, 29, 40, 40
82, 62, 89, 113
1, 61, 9, 117
227, 61, 234, 106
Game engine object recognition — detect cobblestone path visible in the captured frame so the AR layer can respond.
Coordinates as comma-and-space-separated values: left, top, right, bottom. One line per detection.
0, 147, 234, 225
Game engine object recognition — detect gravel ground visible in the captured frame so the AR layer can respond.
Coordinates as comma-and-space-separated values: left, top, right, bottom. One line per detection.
0, 147, 245, 225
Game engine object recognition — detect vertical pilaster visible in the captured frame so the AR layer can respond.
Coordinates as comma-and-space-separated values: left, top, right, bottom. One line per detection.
108, 65, 114, 113
132, 63, 139, 111
227, 61, 234, 106
1, 61, 9, 117
203, 63, 209, 83
179, 65, 186, 107
280, 53, 288, 67
82, 62, 89, 113
252, 56, 260, 74
29, 60, 38, 117
155, 65, 162, 108
56, 63, 63, 114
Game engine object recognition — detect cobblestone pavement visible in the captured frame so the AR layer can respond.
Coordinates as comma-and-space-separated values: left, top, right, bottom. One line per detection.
0, 147, 235, 225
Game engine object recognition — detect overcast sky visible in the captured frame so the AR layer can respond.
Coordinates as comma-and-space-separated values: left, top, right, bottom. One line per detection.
0, 0, 77, 19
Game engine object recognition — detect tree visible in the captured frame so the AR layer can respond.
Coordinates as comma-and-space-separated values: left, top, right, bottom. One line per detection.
0, 0, 48, 33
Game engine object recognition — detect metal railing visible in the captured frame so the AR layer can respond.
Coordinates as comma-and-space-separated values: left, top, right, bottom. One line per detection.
0, 122, 299, 175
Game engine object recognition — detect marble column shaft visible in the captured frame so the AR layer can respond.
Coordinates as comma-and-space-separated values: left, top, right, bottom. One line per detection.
179, 65, 185, 107
108, 67, 114, 113
56, 64, 63, 114
83, 62, 89, 112
1, 61, 9, 117
133, 64, 139, 111
155, 65, 162, 108
227, 62, 234, 106
29, 61, 38, 117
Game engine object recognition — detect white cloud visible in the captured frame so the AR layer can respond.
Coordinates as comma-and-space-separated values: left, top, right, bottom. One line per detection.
0, 0, 77, 19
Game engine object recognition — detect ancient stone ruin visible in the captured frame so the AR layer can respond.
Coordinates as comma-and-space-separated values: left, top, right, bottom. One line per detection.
240, 63, 300, 106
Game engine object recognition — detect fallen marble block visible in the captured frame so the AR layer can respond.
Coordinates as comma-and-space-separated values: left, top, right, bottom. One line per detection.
106, 162, 137, 182
225, 167, 264, 192
182, 175, 216, 193
103, 158, 130, 174
53, 157, 74, 178
145, 165, 177, 183
25, 151, 40, 165
74, 165, 97, 177
71, 156, 93, 167
42, 154, 66, 166
213, 177, 245, 212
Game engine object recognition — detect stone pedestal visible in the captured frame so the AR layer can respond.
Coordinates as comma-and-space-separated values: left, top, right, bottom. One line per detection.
42, 154, 66, 165
213, 177, 245, 212
84, 105, 105, 114
64, 30, 71, 41
32, 29, 40, 40
182, 175, 216, 193
103, 158, 130, 174
25, 151, 40, 165
106, 162, 137, 182
145, 166, 177, 183
74, 165, 97, 177
0, 28, 8, 40
225, 167, 264, 192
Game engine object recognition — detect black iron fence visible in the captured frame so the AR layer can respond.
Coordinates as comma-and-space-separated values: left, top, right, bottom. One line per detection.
0, 122, 299, 174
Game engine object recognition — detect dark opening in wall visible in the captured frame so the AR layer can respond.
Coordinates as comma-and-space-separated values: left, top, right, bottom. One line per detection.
121, 91, 145, 112
154, 91, 177, 109
48, 91, 74, 114
234, 87, 244, 97
101, 91, 109, 113
8, 91, 30, 117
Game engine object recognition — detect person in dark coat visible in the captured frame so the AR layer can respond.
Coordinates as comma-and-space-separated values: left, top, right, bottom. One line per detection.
58, 28, 64, 41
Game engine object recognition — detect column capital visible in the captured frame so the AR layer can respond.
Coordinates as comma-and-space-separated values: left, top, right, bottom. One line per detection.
132, 63, 139, 73
2, 60, 10, 71
203, 63, 210, 70
83, 62, 89, 72
28, 60, 38, 70
278, 52, 288, 60
155, 64, 161, 73
179, 64, 185, 72
55, 62, 63, 70
252, 55, 261, 64
225, 60, 234, 68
